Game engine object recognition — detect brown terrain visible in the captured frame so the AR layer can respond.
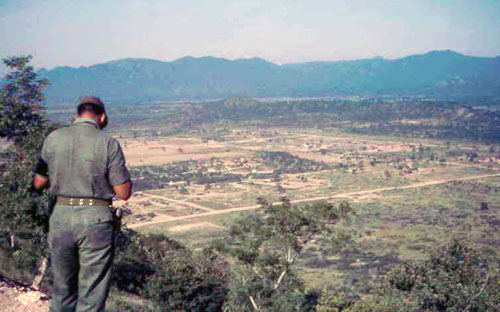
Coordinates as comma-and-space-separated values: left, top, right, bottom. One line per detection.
3, 127, 499, 310
116, 128, 500, 234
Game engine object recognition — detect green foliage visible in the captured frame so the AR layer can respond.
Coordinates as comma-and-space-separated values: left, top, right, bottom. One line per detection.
200, 125, 229, 142
179, 184, 188, 194
0, 55, 48, 144
315, 288, 353, 312
211, 198, 350, 311
315, 288, 419, 312
113, 229, 229, 311
258, 151, 331, 174
129, 151, 331, 192
130, 159, 242, 191
312, 238, 500, 311
347, 238, 500, 311
0, 55, 53, 281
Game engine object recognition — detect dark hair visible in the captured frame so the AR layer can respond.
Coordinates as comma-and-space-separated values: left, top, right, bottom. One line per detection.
77, 103, 103, 116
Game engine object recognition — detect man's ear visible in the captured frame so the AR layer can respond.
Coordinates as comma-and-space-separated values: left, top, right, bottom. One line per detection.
100, 113, 108, 129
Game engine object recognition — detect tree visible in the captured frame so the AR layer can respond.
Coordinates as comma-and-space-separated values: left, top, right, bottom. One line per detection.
0, 55, 53, 285
0, 55, 48, 145
211, 197, 351, 311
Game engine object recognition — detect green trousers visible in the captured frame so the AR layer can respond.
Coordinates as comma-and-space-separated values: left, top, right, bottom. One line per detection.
48, 205, 115, 312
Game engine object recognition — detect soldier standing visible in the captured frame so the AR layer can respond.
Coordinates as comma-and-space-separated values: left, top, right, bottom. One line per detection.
33, 96, 132, 312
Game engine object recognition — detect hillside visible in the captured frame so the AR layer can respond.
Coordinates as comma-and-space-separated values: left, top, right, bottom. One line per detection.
36, 50, 500, 103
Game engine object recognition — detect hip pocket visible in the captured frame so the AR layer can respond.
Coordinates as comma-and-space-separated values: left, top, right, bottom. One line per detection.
82, 221, 114, 250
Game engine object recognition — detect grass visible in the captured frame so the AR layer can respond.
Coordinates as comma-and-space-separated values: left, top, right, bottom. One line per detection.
121, 128, 500, 297
134, 210, 255, 249
293, 177, 500, 293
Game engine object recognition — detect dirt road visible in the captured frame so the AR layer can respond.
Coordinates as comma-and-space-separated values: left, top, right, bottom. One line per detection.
141, 193, 215, 212
128, 172, 500, 229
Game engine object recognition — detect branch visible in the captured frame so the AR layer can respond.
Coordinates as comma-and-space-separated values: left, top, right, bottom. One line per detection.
298, 232, 317, 247
274, 247, 301, 290
31, 256, 48, 290
252, 266, 263, 278
274, 269, 288, 290
249, 295, 260, 311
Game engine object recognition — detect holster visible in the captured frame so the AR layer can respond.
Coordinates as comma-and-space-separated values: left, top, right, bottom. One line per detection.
111, 207, 123, 232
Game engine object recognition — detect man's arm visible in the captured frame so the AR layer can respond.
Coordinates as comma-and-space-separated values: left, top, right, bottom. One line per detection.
108, 138, 132, 201
113, 180, 132, 201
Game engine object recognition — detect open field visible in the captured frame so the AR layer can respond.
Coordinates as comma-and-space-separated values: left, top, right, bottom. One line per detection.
111, 126, 500, 294
117, 126, 500, 226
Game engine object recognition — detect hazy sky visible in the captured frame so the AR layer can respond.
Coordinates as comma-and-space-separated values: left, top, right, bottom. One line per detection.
1, 0, 499, 72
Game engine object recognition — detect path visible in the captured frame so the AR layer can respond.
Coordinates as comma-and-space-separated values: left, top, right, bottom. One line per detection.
141, 193, 215, 212
128, 172, 500, 229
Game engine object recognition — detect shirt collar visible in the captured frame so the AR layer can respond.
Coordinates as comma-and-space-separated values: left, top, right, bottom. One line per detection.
72, 118, 100, 129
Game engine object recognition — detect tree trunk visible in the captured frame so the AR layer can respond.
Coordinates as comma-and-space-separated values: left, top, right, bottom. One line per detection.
31, 256, 49, 290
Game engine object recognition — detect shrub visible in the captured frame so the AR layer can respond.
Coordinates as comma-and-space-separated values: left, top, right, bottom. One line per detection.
374, 238, 500, 311
113, 230, 229, 311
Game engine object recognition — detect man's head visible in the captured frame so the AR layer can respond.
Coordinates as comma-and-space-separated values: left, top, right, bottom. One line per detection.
76, 96, 108, 128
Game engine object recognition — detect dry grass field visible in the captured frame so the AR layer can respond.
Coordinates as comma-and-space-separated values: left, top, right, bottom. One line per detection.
90, 125, 498, 308
107, 126, 500, 294
116, 127, 500, 243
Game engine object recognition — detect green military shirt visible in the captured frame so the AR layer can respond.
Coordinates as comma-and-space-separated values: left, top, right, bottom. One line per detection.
34, 118, 130, 200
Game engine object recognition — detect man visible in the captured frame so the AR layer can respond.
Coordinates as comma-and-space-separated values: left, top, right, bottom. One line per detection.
33, 96, 132, 312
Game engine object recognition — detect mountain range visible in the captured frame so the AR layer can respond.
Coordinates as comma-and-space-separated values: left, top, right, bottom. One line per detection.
36, 50, 500, 103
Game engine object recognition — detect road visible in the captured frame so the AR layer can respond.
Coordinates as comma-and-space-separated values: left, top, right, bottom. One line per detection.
128, 172, 500, 229
141, 193, 215, 212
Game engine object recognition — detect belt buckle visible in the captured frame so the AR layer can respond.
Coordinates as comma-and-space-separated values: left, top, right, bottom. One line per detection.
69, 198, 74, 206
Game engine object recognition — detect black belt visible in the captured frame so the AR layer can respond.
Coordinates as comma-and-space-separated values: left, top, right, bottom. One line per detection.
56, 196, 112, 207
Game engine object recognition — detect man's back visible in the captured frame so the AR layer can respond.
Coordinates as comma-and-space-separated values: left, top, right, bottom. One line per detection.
41, 119, 129, 200
33, 97, 131, 312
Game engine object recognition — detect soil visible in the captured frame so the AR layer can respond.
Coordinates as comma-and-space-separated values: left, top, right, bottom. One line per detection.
0, 277, 49, 312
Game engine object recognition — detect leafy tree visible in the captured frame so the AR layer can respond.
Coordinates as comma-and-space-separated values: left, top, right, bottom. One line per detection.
0, 55, 48, 144
211, 198, 351, 311
0, 55, 53, 285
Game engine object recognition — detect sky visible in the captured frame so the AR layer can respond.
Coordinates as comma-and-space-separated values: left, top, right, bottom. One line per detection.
0, 0, 499, 74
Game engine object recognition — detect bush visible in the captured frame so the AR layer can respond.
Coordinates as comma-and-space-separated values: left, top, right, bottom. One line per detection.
348, 238, 500, 311
113, 230, 229, 311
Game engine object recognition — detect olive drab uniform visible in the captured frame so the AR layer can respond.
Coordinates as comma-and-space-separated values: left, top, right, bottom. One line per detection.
34, 118, 130, 312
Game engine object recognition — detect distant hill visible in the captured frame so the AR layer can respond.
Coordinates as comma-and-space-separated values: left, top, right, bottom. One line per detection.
35, 50, 500, 103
